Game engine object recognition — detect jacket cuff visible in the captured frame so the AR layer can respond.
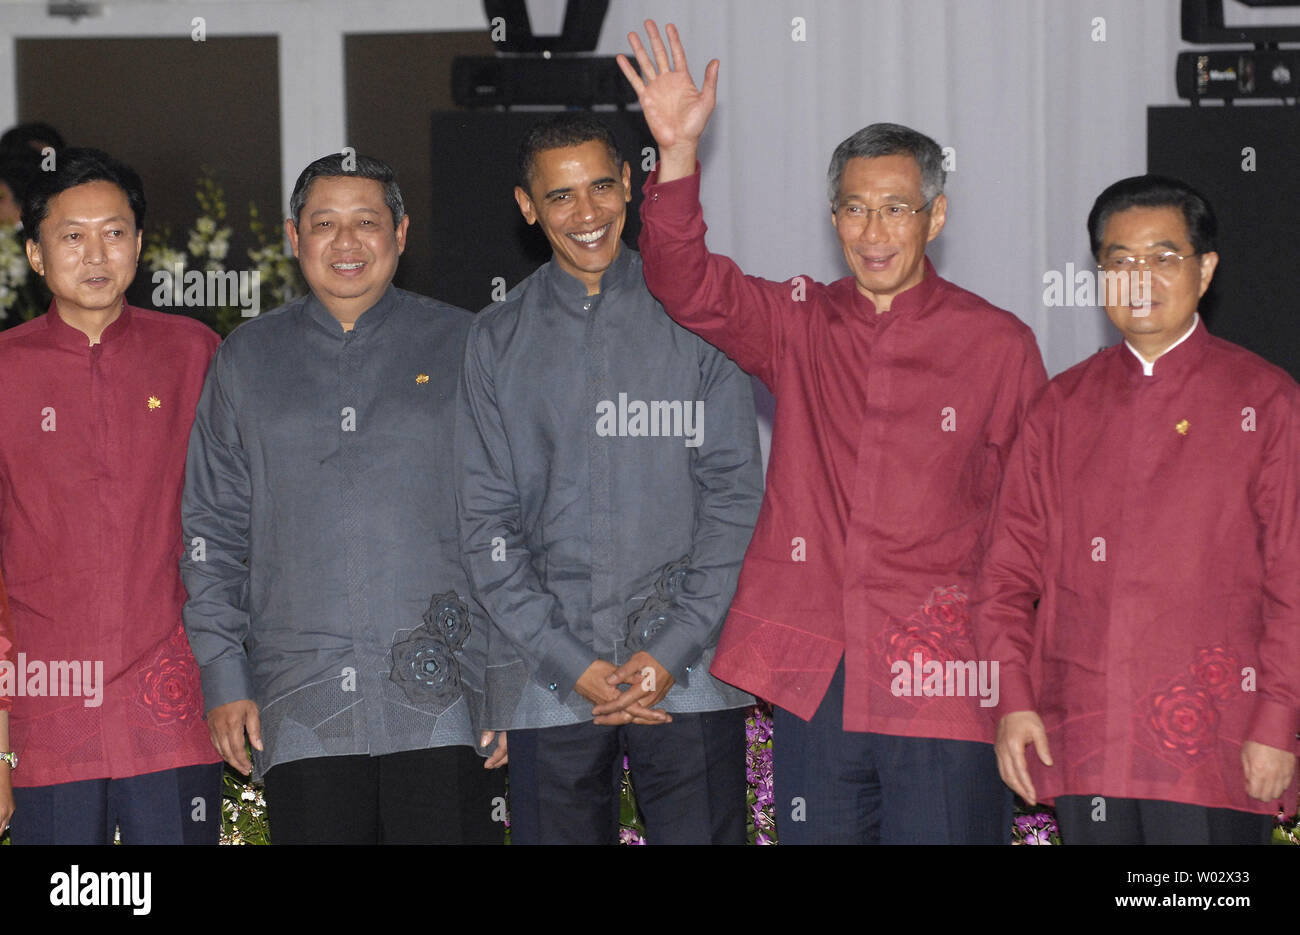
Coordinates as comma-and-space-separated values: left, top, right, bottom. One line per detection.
641, 162, 702, 217
994, 668, 1037, 718
537, 634, 596, 703
1246, 697, 1300, 752
199, 655, 255, 713
644, 624, 704, 689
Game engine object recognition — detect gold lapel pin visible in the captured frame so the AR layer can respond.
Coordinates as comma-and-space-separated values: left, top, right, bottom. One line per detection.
1175, 419, 1189, 435
147, 396, 162, 411
415, 373, 430, 384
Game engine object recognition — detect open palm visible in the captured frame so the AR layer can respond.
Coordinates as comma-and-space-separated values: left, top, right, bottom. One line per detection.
617, 20, 718, 152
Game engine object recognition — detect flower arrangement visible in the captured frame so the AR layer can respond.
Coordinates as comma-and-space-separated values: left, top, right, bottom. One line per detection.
221, 767, 270, 846
0, 223, 49, 326
141, 171, 303, 336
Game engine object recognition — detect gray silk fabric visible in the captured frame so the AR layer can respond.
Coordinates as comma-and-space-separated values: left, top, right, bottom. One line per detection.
457, 248, 762, 731
182, 286, 483, 778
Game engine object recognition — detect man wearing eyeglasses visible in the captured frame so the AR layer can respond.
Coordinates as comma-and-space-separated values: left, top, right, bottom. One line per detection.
973, 175, 1299, 844
619, 22, 1047, 843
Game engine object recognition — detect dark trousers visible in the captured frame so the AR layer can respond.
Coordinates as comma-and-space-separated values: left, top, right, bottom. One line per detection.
263, 746, 506, 844
507, 707, 747, 844
10, 762, 223, 844
1055, 795, 1275, 844
773, 662, 1011, 844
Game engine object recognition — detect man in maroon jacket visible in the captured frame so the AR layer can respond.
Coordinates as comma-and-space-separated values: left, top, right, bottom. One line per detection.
618, 22, 1046, 843
974, 175, 1298, 844
0, 148, 222, 843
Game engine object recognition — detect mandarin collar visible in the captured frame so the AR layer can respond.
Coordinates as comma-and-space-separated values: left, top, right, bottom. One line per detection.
1118, 313, 1207, 380
303, 283, 400, 338
44, 299, 132, 352
845, 256, 942, 322
544, 242, 634, 303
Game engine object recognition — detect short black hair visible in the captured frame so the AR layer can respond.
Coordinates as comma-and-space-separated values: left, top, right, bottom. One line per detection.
288, 152, 404, 229
0, 121, 65, 156
516, 113, 623, 194
1087, 175, 1217, 259
22, 147, 146, 242
0, 151, 39, 206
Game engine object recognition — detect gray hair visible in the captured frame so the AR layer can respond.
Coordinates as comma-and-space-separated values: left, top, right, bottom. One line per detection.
826, 123, 945, 206
289, 152, 405, 228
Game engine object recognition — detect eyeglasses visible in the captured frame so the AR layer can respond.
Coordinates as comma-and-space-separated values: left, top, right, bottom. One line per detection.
834, 198, 934, 228
1098, 251, 1197, 275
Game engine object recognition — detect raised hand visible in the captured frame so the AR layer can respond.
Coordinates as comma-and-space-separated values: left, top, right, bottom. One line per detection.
616, 20, 718, 181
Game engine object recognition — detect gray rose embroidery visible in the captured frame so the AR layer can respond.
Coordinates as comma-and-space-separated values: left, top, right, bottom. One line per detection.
389, 591, 471, 707
626, 555, 691, 653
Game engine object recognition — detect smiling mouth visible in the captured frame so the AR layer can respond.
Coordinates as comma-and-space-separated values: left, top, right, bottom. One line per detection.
332, 261, 366, 271
568, 224, 610, 245
859, 253, 895, 268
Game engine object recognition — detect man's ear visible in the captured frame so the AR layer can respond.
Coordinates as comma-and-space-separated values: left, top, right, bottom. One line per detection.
394, 214, 410, 255
514, 186, 538, 225
284, 217, 300, 258
1196, 250, 1219, 299
925, 193, 948, 244
621, 161, 632, 203
25, 237, 44, 277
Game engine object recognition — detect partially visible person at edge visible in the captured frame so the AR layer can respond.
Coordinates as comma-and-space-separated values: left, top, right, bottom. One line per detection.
973, 175, 1299, 844
0, 148, 222, 843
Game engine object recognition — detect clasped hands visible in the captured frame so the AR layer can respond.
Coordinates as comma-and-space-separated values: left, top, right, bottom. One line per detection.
580, 652, 676, 726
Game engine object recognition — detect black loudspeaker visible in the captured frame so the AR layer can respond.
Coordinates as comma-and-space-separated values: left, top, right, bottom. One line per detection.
1148, 106, 1300, 381
429, 110, 655, 313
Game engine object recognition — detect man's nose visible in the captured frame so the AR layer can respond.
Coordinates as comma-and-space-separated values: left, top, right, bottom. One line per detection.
83, 234, 107, 263
332, 221, 362, 247
862, 211, 890, 242
574, 191, 598, 221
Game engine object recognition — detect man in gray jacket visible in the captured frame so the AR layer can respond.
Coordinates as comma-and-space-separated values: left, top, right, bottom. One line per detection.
182, 153, 505, 844
457, 113, 763, 844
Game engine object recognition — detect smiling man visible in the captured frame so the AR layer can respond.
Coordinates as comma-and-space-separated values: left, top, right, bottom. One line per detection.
0, 148, 222, 844
457, 113, 762, 844
974, 175, 1300, 844
181, 153, 504, 844
619, 22, 1047, 844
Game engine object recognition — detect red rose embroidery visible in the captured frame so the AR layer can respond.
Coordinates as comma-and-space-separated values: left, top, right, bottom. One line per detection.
1147, 681, 1218, 757
137, 628, 201, 723
923, 585, 969, 636
1189, 645, 1238, 700
879, 586, 971, 691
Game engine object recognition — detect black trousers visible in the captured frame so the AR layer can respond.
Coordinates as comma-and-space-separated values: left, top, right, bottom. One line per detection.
263, 746, 506, 844
1055, 795, 1275, 844
507, 707, 747, 844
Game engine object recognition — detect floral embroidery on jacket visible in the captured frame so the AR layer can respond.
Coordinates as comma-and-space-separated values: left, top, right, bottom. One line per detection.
626, 555, 692, 653
878, 585, 971, 689
137, 625, 204, 724
389, 591, 469, 707
1144, 644, 1239, 758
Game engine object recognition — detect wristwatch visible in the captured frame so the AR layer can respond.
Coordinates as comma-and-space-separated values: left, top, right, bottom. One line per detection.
0, 752, 16, 771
